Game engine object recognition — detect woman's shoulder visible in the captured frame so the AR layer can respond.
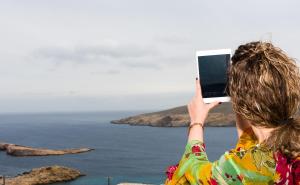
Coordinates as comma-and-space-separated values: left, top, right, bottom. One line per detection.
225, 127, 300, 184
199, 134, 275, 184
235, 127, 258, 150
217, 127, 276, 180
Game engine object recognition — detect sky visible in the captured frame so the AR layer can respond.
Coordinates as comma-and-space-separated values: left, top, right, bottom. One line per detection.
0, 0, 299, 113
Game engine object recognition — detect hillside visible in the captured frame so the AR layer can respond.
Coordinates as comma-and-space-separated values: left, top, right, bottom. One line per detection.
111, 102, 235, 127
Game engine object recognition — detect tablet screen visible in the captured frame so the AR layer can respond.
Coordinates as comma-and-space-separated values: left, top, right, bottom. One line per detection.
198, 54, 230, 98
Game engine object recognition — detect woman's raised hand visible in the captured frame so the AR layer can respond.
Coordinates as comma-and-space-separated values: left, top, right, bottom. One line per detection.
187, 78, 221, 126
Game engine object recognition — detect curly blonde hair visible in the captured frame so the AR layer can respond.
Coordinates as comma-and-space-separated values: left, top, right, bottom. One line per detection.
228, 41, 300, 158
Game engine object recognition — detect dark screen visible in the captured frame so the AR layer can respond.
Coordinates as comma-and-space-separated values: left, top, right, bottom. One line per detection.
198, 54, 230, 98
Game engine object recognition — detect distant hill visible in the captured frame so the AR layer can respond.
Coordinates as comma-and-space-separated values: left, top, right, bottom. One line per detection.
111, 102, 235, 127
111, 103, 300, 127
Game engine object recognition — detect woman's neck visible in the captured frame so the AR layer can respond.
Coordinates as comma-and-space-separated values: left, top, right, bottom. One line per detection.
251, 125, 274, 144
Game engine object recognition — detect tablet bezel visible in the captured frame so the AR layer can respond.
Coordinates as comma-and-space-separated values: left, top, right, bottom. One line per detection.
196, 49, 232, 103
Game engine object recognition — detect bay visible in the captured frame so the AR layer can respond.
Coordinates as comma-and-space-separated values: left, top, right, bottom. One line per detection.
0, 111, 237, 185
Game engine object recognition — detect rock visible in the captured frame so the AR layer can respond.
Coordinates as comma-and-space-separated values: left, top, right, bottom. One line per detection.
0, 143, 93, 156
111, 102, 236, 127
0, 165, 83, 185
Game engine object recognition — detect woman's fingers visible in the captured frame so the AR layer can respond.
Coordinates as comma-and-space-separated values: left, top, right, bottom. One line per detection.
207, 101, 221, 111
195, 78, 203, 98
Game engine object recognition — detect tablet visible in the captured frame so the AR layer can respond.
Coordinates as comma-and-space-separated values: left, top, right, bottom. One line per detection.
196, 49, 231, 103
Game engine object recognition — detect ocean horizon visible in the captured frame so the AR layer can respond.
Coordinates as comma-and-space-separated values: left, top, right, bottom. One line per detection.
0, 111, 237, 185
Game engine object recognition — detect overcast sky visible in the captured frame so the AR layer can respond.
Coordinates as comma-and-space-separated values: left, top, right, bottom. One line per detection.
0, 0, 299, 113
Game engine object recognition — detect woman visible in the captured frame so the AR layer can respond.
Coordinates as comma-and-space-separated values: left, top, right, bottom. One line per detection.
164, 41, 300, 185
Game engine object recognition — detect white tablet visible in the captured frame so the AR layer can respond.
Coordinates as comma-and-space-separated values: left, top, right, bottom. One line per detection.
196, 49, 231, 103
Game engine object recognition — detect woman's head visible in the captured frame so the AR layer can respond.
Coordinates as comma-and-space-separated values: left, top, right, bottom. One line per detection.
228, 41, 300, 158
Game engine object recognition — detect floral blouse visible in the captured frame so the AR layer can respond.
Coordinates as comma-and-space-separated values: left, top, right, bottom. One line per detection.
164, 128, 300, 185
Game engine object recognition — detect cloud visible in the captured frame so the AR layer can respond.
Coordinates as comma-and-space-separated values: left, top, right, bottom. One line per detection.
154, 34, 190, 45
105, 69, 121, 74
31, 43, 162, 69
90, 69, 121, 75
121, 61, 161, 69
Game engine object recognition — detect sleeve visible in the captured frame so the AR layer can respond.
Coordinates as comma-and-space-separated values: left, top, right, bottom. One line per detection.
164, 140, 243, 185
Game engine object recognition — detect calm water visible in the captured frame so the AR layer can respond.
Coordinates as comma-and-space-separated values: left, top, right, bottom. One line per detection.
0, 111, 237, 185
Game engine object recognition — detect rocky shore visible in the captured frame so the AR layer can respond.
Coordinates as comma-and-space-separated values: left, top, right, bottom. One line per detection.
111, 102, 235, 127
0, 165, 83, 185
0, 142, 93, 156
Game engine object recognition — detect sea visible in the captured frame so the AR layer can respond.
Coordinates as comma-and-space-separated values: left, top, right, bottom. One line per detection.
0, 111, 237, 185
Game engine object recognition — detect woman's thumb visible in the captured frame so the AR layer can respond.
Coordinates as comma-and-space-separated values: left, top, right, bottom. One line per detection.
207, 101, 221, 110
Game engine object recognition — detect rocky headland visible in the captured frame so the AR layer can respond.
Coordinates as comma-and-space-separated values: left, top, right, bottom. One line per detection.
112, 102, 300, 127
111, 102, 236, 127
0, 165, 83, 185
0, 142, 93, 157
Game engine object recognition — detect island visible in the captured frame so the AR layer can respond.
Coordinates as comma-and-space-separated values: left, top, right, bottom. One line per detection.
0, 165, 83, 185
111, 102, 235, 127
0, 142, 93, 157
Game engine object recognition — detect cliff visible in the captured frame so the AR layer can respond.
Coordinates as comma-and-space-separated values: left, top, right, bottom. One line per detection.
0, 142, 93, 156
